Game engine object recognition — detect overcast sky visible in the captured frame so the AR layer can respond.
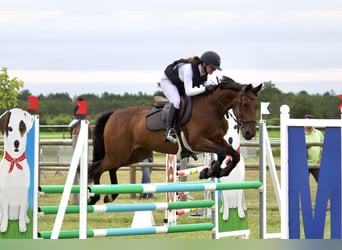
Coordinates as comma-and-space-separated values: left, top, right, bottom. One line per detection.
1, 0, 342, 97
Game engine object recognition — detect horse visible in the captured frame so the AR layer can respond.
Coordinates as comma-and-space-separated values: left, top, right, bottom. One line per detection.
88, 76, 262, 205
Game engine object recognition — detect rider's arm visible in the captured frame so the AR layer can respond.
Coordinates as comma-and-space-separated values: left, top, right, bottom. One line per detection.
179, 63, 206, 96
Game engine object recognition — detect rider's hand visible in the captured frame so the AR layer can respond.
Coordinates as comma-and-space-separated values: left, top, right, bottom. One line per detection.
205, 85, 216, 93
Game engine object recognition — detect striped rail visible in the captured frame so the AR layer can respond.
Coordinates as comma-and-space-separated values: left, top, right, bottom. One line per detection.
87, 181, 262, 194
38, 223, 215, 239
38, 200, 214, 214
176, 166, 208, 177
39, 180, 262, 195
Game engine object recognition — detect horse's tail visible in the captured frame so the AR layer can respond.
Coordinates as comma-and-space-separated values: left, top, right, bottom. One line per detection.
92, 110, 114, 162
88, 110, 114, 182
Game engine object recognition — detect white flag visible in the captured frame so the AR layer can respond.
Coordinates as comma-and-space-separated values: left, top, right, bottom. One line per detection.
260, 102, 270, 115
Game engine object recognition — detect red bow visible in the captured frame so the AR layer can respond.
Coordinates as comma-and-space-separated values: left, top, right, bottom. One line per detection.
4, 151, 26, 173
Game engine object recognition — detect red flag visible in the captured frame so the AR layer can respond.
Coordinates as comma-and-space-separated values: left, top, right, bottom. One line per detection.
76, 100, 87, 115
27, 96, 39, 113
338, 95, 342, 110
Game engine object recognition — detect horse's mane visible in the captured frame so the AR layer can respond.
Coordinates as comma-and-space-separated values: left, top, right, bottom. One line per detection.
218, 76, 242, 91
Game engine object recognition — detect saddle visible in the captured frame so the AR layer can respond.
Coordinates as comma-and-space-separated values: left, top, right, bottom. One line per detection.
146, 96, 197, 160
146, 96, 191, 131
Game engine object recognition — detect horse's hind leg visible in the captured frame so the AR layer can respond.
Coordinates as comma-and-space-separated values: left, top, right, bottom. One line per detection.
103, 169, 119, 203
88, 161, 102, 205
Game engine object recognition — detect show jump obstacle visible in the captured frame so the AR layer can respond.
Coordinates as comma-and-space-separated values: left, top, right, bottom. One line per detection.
3, 102, 340, 239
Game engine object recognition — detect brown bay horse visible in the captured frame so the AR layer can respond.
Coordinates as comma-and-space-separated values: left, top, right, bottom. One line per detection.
88, 76, 262, 204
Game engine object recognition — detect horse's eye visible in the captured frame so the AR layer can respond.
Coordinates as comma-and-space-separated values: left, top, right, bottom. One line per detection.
228, 137, 233, 144
234, 125, 237, 129
8, 127, 13, 132
244, 103, 249, 109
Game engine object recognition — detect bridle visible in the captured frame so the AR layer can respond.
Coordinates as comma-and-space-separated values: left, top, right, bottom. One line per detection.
212, 85, 257, 129
236, 91, 257, 129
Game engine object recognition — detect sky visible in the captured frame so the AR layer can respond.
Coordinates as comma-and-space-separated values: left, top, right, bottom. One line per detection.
1, 0, 342, 97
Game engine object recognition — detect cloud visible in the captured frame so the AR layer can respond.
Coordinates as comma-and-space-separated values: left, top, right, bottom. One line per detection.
1, 0, 342, 96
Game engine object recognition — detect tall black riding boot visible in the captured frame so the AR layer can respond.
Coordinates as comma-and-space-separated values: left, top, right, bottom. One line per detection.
164, 104, 178, 143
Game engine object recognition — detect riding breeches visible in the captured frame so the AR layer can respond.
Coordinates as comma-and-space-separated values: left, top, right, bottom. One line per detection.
160, 74, 181, 109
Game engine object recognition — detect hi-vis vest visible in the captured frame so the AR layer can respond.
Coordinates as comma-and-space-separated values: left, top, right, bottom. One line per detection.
164, 58, 208, 95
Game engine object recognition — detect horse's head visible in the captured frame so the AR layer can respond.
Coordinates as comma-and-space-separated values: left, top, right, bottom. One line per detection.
232, 83, 262, 140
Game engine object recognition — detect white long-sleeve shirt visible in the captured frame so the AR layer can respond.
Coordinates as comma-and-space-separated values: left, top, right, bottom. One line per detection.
160, 61, 215, 109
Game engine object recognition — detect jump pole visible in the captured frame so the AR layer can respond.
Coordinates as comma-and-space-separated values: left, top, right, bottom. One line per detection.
87, 181, 262, 194
38, 200, 215, 214
38, 223, 215, 239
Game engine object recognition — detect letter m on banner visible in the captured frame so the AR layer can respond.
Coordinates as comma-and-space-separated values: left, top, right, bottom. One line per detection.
288, 126, 341, 239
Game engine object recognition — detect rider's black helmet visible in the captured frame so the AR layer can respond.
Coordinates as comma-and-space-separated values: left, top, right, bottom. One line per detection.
200, 51, 222, 71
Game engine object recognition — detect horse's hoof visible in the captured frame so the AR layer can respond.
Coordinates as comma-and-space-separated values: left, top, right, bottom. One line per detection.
220, 162, 236, 177
88, 195, 100, 205
104, 194, 119, 203
199, 168, 209, 179
104, 194, 113, 203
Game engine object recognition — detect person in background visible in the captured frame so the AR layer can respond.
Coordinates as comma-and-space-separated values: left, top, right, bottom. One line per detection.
160, 51, 222, 143
69, 96, 86, 128
304, 114, 324, 183
140, 156, 154, 199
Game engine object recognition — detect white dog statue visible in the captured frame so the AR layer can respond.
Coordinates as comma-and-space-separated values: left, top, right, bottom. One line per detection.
0, 108, 34, 233
219, 109, 247, 221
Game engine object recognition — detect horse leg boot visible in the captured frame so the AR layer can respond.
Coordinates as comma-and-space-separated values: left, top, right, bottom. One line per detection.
164, 103, 178, 143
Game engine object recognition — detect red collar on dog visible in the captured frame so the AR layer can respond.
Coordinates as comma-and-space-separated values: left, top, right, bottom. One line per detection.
4, 151, 26, 173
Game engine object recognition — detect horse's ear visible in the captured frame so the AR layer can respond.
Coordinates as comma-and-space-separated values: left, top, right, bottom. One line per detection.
252, 83, 263, 95
244, 84, 253, 92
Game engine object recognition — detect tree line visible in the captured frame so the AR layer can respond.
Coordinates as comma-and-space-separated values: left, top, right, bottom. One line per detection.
14, 81, 341, 127
1, 65, 341, 129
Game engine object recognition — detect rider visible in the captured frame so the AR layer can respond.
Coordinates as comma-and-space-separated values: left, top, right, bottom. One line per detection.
160, 50, 222, 143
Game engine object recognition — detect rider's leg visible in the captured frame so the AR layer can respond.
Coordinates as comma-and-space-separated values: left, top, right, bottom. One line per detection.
164, 103, 178, 143
160, 79, 180, 143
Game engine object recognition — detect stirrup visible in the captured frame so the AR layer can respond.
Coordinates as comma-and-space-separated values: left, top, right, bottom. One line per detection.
164, 129, 177, 144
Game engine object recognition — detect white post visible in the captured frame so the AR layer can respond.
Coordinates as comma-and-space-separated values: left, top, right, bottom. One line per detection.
79, 120, 89, 239
280, 105, 290, 239
50, 122, 87, 239
33, 115, 40, 239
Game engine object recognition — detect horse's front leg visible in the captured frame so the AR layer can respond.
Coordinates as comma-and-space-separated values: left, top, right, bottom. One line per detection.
220, 146, 240, 177
103, 169, 119, 203
189, 137, 227, 179
196, 139, 240, 179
